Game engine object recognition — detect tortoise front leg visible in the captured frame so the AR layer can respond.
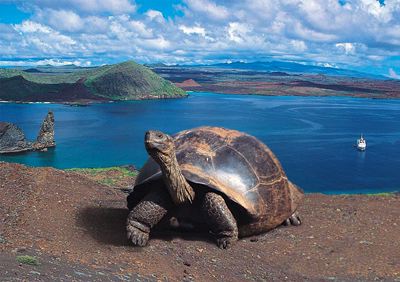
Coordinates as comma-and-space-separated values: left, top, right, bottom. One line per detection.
127, 189, 172, 246
202, 192, 238, 249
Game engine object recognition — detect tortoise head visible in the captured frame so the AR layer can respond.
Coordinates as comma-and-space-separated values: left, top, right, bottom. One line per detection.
145, 130, 175, 162
145, 130, 195, 204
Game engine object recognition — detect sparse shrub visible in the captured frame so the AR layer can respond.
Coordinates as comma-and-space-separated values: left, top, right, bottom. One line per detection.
16, 255, 39, 266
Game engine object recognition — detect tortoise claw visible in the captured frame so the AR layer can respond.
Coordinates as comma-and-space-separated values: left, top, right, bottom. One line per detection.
127, 220, 150, 247
216, 236, 236, 249
283, 218, 291, 226
283, 212, 301, 226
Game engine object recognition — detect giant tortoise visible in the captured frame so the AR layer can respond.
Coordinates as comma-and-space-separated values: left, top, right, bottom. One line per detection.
127, 126, 304, 248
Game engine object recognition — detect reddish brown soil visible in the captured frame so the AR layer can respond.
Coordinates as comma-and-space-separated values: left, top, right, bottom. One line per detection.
175, 79, 201, 88
1, 162, 399, 281
179, 80, 400, 99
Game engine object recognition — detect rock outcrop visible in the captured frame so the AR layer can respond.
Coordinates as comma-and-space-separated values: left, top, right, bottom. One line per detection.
32, 111, 55, 150
0, 123, 31, 153
174, 79, 201, 88
0, 111, 55, 154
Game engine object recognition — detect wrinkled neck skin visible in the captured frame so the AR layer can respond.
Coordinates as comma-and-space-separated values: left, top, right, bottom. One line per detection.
151, 150, 195, 205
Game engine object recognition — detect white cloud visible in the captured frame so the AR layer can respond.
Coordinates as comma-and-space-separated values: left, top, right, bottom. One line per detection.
143, 37, 171, 49
183, 0, 229, 20
290, 40, 307, 52
28, 0, 136, 14
37, 59, 92, 66
2, 0, 400, 74
15, 20, 53, 33
316, 62, 338, 68
128, 19, 152, 37
46, 10, 84, 32
0, 59, 91, 67
145, 10, 164, 23
227, 22, 251, 43
388, 68, 400, 79
360, 0, 392, 22
335, 43, 356, 55
179, 25, 206, 36
13, 21, 77, 54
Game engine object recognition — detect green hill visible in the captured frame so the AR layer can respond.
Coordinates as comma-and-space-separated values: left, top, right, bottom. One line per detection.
0, 61, 187, 102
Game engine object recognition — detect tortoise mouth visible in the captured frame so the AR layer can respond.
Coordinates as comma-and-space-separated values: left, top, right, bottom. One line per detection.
145, 131, 161, 149
144, 139, 160, 151
144, 130, 172, 156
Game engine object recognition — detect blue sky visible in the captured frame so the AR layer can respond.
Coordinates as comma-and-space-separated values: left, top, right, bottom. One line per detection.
0, 0, 399, 78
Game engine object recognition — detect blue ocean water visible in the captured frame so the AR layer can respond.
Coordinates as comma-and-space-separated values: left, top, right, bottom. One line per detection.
1, 92, 400, 194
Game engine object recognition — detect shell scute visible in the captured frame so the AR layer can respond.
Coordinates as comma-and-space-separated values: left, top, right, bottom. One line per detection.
175, 128, 225, 154
228, 134, 284, 183
212, 145, 259, 192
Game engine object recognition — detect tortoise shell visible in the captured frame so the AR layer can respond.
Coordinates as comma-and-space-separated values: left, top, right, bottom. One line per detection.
134, 126, 301, 226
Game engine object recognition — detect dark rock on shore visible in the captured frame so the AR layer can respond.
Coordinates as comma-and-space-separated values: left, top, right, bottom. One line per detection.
0, 111, 55, 154
32, 111, 55, 150
0, 123, 31, 153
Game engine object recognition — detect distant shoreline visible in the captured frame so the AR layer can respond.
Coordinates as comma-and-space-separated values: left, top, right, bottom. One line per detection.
1, 89, 400, 105
0, 94, 189, 105
186, 91, 400, 100
175, 85, 400, 99
152, 65, 400, 99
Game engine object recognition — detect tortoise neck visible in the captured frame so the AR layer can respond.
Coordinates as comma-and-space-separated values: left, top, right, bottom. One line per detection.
155, 151, 195, 205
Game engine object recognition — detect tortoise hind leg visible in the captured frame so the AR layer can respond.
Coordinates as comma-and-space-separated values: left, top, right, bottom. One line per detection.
282, 211, 301, 226
202, 192, 238, 249
127, 189, 172, 246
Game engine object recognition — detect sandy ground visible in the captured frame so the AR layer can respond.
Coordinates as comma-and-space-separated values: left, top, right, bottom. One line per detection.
1, 162, 399, 281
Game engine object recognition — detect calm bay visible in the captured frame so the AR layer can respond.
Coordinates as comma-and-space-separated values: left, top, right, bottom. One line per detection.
1, 92, 399, 194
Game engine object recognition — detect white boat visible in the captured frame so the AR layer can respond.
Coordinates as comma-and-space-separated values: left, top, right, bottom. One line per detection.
357, 135, 366, 151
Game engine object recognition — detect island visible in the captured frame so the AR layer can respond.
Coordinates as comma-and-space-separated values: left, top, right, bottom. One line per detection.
0, 111, 55, 154
150, 62, 400, 99
0, 61, 187, 103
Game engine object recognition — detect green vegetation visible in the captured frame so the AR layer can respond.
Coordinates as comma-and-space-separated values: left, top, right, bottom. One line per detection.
365, 192, 397, 197
0, 61, 187, 102
66, 166, 137, 188
340, 192, 397, 197
66, 166, 137, 176
84, 61, 186, 100
16, 255, 39, 266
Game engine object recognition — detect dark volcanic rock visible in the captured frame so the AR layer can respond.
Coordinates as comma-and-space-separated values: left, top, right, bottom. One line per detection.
0, 111, 55, 154
33, 111, 55, 150
0, 122, 31, 153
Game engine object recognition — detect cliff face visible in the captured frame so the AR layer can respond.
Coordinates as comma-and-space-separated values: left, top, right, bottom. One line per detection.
0, 123, 31, 153
0, 111, 55, 154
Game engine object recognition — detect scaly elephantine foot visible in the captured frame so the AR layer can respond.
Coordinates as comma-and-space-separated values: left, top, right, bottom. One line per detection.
215, 230, 238, 249
282, 212, 302, 226
126, 219, 150, 247
216, 236, 238, 249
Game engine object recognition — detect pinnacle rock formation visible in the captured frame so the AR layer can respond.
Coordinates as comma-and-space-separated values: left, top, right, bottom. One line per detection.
0, 111, 55, 154
33, 111, 55, 150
